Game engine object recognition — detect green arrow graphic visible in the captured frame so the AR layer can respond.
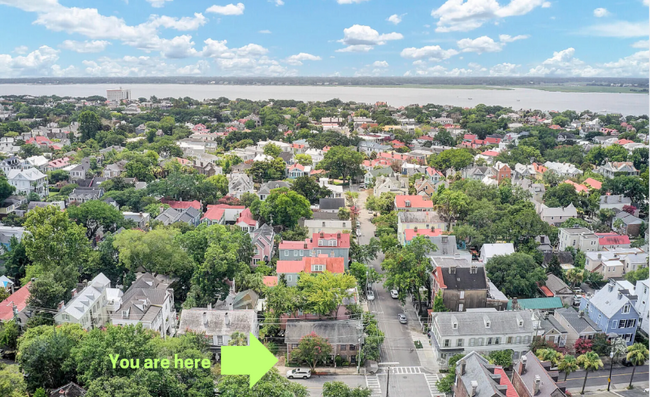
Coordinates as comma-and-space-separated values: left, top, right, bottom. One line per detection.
221, 333, 278, 388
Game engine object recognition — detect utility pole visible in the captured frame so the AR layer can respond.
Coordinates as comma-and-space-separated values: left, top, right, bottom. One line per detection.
385, 367, 390, 397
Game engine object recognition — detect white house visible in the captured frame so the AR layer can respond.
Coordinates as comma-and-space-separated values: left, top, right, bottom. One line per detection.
7, 168, 48, 197
558, 227, 599, 252
303, 219, 353, 235
177, 309, 258, 347
54, 273, 122, 330
480, 243, 515, 263
538, 204, 578, 226
635, 279, 649, 335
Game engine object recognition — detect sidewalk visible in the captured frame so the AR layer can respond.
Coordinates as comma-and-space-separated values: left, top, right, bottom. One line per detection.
567, 381, 650, 396
275, 355, 364, 376
410, 330, 439, 374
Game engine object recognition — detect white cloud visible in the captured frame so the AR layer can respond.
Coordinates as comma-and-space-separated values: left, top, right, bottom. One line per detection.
387, 14, 405, 25
632, 40, 649, 48
273, 0, 284, 5
406, 63, 485, 77
489, 62, 520, 76
499, 34, 529, 42
259, 29, 272, 34
457, 36, 503, 53
528, 48, 649, 77
593, 8, 610, 17
372, 60, 389, 67
147, 13, 208, 31
337, 24, 403, 52
400, 45, 458, 61
431, 0, 547, 32
542, 1, 551, 7
146, 0, 172, 8
82, 55, 178, 76
601, 50, 649, 77
159, 35, 199, 59
60, 40, 110, 53
337, 0, 370, 3
206, 3, 245, 15
176, 60, 210, 75
14, 46, 29, 54
0, 45, 61, 77
286, 52, 321, 65
580, 21, 649, 37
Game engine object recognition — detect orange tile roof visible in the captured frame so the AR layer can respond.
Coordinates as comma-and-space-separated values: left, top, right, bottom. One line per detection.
395, 195, 434, 209
583, 178, 602, 190
0, 282, 31, 321
404, 228, 443, 241
564, 180, 589, 193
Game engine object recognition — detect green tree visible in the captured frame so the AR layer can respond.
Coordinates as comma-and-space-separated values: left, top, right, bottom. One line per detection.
263, 143, 282, 158
291, 176, 331, 205
428, 148, 473, 172
247, 158, 286, 183
290, 332, 333, 371
48, 169, 70, 183
433, 189, 469, 230
338, 207, 351, 220
577, 351, 603, 395
486, 253, 547, 298
323, 381, 372, 397
1, 236, 31, 282
113, 228, 192, 277
159, 116, 175, 135
365, 192, 396, 215
348, 261, 382, 291
602, 176, 646, 204
565, 268, 584, 289
0, 173, 15, 202
67, 200, 125, 240
536, 348, 564, 366
543, 183, 579, 208
85, 377, 152, 397
294, 154, 313, 166
626, 267, 649, 283
626, 343, 649, 388
558, 355, 579, 381
228, 331, 248, 346
317, 146, 364, 187
433, 127, 456, 146
488, 350, 513, 368
546, 255, 563, 279
0, 363, 29, 397
215, 368, 308, 397
78, 110, 102, 142
297, 271, 356, 316
435, 354, 465, 393
0, 319, 19, 350
432, 290, 447, 312
260, 187, 312, 230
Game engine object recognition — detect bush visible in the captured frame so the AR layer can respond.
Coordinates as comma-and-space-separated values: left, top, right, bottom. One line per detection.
266, 341, 278, 355
414, 340, 423, 349
335, 355, 343, 367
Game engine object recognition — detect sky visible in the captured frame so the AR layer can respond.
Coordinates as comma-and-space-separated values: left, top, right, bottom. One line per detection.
0, 0, 648, 78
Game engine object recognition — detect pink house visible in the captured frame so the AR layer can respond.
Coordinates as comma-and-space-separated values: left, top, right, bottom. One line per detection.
235, 208, 258, 232
251, 224, 275, 266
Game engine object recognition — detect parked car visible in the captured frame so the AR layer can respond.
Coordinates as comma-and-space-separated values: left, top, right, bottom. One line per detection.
286, 369, 312, 379
390, 290, 399, 299
398, 313, 407, 324
367, 290, 375, 301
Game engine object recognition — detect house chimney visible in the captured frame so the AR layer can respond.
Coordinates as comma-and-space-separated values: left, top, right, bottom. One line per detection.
414, 226, 418, 232
202, 312, 208, 327
57, 300, 65, 311
533, 375, 541, 395
618, 195, 622, 202
225, 312, 231, 326
304, 243, 308, 249
320, 232, 325, 238
337, 232, 341, 239
578, 311, 584, 318
207, 303, 212, 310
459, 359, 466, 376
470, 381, 478, 396
521, 355, 528, 373
598, 253, 602, 259
71, 288, 78, 298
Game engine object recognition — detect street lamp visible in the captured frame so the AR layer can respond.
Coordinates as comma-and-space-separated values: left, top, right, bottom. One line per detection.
607, 350, 614, 391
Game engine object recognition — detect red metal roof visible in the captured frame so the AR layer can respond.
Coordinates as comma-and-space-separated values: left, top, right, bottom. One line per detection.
161, 199, 201, 210
0, 282, 31, 321
263, 276, 278, 287
539, 285, 554, 298
494, 367, 520, 397
405, 228, 443, 241
596, 233, 630, 246
395, 195, 434, 209
583, 178, 602, 190
236, 208, 256, 226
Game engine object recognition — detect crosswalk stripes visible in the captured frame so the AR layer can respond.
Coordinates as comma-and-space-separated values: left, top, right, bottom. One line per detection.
390, 366, 423, 374
424, 373, 445, 397
365, 374, 382, 397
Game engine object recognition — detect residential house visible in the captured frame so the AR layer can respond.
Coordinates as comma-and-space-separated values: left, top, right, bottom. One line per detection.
538, 204, 578, 226
279, 232, 350, 267
111, 272, 176, 337
553, 308, 601, 347
177, 309, 258, 348
319, 198, 346, 213
156, 206, 201, 226
0, 156, 22, 175
235, 208, 258, 232
305, 148, 324, 164
286, 163, 311, 179
251, 223, 275, 266
394, 195, 434, 212
634, 279, 649, 335
397, 211, 446, 244
66, 187, 104, 205
25, 155, 49, 171
579, 279, 639, 345
542, 275, 575, 306
597, 161, 639, 178
463, 166, 496, 181
48, 157, 71, 171
507, 297, 564, 312
430, 258, 489, 312
430, 309, 539, 368
511, 354, 567, 397
613, 212, 644, 237
285, 320, 362, 364
0, 281, 31, 325
480, 243, 515, 263
537, 313, 568, 348
358, 141, 390, 156
0, 225, 26, 251
585, 248, 647, 280
7, 168, 48, 197
48, 383, 87, 397
277, 255, 345, 286
544, 162, 583, 177
302, 219, 353, 235
122, 212, 151, 229
596, 232, 631, 249
201, 204, 244, 225
600, 194, 632, 211
363, 167, 394, 187
257, 180, 290, 201
103, 160, 127, 178
453, 351, 518, 397
319, 178, 343, 198
373, 176, 406, 196
558, 227, 599, 252
227, 173, 254, 199
54, 273, 122, 330
66, 158, 92, 180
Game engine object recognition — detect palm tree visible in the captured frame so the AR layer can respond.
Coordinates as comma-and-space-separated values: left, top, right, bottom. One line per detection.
577, 351, 603, 394
536, 348, 564, 367
566, 268, 584, 290
626, 343, 649, 389
558, 355, 579, 381
228, 331, 248, 346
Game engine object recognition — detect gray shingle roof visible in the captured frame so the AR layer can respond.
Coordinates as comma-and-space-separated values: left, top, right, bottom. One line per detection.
456, 352, 507, 397
433, 310, 536, 336
554, 308, 600, 334
178, 309, 256, 337
285, 320, 362, 345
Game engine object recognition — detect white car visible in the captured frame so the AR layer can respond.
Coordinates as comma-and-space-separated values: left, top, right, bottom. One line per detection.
366, 290, 375, 301
286, 368, 311, 379
390, 290, 399, 299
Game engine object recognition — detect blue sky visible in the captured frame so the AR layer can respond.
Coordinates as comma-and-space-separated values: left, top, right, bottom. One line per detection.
0, 0, 648, 77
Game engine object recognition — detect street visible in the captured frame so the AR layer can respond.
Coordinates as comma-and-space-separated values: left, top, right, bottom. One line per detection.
563, 365, 649, 390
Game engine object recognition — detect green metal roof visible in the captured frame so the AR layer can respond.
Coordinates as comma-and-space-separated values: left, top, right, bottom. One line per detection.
507, 297, 563, 310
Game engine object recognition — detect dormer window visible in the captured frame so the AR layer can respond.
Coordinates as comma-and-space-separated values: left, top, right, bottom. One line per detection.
311, 264, 325, 272
623, 304, 631, 314
485, 320, 491, 328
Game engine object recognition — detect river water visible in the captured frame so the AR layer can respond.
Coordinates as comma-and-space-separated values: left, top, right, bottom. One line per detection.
0, 84, 648, 115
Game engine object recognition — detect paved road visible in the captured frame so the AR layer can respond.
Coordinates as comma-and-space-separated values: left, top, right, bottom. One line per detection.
357, 189, 421, 368
290, 375, 367, 396
564, 365, 649, 390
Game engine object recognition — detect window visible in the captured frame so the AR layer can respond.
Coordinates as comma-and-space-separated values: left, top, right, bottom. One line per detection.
458, 304, 464, 311
494, 337, 500, 345
507, 336, 513, 344
340, 345, 347, 351
477, 338, 484, 346
515, 336, 522, 344
217, 336, 223, 345
460, 291, 465, 299
623, 304, 631, 314
287, 275, 293, 282
457, 339, 464, 347
612, 320, 618, 329
452, 322, 458, 330
598, 314, 602, 322
524, 336, 531, 344
293, 251, 298, 257
444, 339, 450, 347
311, 265, 325, 272
349, 345, 356, 350
469, 338, 475, 347
487, 338, 493, 345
